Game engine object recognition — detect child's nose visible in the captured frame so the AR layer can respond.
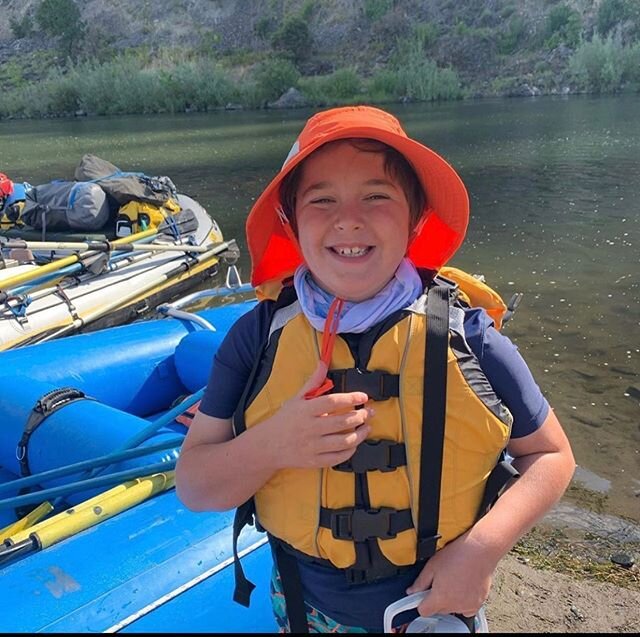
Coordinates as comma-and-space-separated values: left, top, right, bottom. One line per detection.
334, 204, 364, 230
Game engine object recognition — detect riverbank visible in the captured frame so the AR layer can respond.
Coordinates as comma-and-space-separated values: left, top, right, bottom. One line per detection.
1, 2, 639, 121
485, 478, 640, 632
489, 545, 639, 632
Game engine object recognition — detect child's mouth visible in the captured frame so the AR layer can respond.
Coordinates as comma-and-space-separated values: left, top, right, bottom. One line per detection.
329, 246, 373, 258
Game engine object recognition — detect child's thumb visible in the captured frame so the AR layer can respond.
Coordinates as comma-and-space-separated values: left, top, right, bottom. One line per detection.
299, 360, 329, 398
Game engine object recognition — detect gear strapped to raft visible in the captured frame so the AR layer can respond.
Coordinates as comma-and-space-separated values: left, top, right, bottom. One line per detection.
230, 274, 520, 633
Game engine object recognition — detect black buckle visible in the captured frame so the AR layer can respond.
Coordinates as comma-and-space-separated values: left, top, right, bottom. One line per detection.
330, 507, 397, 542
328, 368, 399, 401
334, 439, 405, 473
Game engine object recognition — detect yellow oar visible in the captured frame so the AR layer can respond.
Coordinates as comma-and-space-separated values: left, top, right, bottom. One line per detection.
0, 228, 158, 291
0, 501, 53, 542
1, 472, 174, 563
37, 472, 175, 549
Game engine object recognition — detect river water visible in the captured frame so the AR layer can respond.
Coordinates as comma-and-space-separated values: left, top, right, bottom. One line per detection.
2, 95, 638, 526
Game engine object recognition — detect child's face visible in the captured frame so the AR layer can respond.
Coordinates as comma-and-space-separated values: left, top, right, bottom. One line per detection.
295, 141, 411, 302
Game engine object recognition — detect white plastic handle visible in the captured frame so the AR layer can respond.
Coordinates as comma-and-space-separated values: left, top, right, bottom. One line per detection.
383, 591, 428, 632
383, 592, 487, 633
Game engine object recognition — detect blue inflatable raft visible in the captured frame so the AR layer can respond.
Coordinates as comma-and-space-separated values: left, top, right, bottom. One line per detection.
0, 288, 278, 632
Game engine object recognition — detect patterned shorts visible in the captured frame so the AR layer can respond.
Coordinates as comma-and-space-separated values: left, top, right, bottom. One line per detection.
269, 567, 409, 634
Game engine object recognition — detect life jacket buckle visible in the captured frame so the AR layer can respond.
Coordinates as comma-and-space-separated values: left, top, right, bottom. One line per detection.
330, 506, 398, 542
333, 439, 405, 473
327, 368, 399, 401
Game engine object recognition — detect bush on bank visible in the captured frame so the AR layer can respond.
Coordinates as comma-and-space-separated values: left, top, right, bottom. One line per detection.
0, 49, 464, 118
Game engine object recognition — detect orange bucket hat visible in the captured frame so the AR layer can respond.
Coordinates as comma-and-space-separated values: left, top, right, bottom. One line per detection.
246, 105, 469, 289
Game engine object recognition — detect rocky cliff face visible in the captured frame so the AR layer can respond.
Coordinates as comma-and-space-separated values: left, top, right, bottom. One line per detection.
0, 0, 607, 94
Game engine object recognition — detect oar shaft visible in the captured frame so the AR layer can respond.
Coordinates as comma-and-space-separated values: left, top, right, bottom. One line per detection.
0, 228, 158, 292
42, 240, 236, 341
0, 472, 175, 566
3, 240, 210, 253
36, 472, 175, 549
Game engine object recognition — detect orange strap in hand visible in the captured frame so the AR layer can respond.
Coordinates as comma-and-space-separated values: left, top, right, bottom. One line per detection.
304, 297, 344, 399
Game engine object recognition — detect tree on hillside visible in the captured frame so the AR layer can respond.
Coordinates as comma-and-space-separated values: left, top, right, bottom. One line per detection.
597, 0, 640, 41
36, 0, 85, 58
270, 15, 312, 65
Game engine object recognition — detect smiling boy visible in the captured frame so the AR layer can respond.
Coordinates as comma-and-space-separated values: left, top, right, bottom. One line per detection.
176, 106, 575, 633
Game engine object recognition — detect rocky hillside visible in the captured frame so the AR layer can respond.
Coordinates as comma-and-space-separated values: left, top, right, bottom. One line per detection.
1, 0, 638, 107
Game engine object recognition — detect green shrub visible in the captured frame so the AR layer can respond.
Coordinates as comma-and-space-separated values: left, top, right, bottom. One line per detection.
597, 0, 631, 36
252, 57, 300, 103
364, 0, 393, 22
36, 0, 85, 57
270, 15, 312, 64
369, 59, 462, 102
299, 68, 362, 104
9, 14, 34, 39
544, 4, 582, 49
569, 33, 626, 92
497, 17, 528, 54
413, 22, 440, 50
254, 16, 274, 40
622, 42, 640, 84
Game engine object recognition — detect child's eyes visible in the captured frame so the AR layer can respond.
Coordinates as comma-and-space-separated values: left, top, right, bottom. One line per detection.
307, 193, 391, 205
309, 197, 334, 205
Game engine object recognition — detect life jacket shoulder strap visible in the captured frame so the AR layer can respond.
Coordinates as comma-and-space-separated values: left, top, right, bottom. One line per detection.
231, 282, 297, 608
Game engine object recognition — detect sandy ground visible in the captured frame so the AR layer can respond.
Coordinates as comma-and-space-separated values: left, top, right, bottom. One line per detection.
486, 554, 640, 633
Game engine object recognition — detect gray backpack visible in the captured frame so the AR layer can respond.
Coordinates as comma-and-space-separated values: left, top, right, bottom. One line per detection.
21, 181, 111, 231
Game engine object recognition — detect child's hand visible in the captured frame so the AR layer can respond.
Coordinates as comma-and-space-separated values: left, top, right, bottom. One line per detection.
406, 528, 499, 619
266, 361, 373, 470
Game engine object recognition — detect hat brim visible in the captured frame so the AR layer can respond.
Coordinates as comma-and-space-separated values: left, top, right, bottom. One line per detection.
247, 125, 469, 287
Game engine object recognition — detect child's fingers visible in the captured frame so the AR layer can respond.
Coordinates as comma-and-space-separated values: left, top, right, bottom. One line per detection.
308, 390, 369, 416
317, 408, 373, 435
318, 423, 370, 454
406, 567, 434, 597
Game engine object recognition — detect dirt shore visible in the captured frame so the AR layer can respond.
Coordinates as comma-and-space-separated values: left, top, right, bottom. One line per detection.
485, 524, 640, 633
487, 554, 639, 633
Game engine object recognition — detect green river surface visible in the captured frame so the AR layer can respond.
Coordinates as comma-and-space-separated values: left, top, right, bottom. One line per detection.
2, 95, 639, 537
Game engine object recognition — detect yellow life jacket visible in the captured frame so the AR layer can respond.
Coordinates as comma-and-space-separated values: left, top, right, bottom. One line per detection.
0, 201, 25, 229
115, 197, 181, 236
236, 270, 513, 576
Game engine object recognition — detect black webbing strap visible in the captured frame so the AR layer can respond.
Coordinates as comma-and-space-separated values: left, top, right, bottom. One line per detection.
476, 459, 520, 520
327, 368, 400, 401
416, 284, 450, 560
272, 539, 309, 633
231, 284, 297, 609
232, 499, 257, 607
454, 613, 477, 632
16, 387, 87, 477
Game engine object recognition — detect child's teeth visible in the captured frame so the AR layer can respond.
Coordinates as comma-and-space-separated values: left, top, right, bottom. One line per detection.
338, 247, 366, 256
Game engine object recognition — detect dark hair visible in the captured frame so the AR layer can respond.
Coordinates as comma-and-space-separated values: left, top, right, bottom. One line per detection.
279, 138, 426, 234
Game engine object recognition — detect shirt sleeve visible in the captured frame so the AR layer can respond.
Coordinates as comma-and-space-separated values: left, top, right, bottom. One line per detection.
198, 301, 273, 419
464, 308, 550, 438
